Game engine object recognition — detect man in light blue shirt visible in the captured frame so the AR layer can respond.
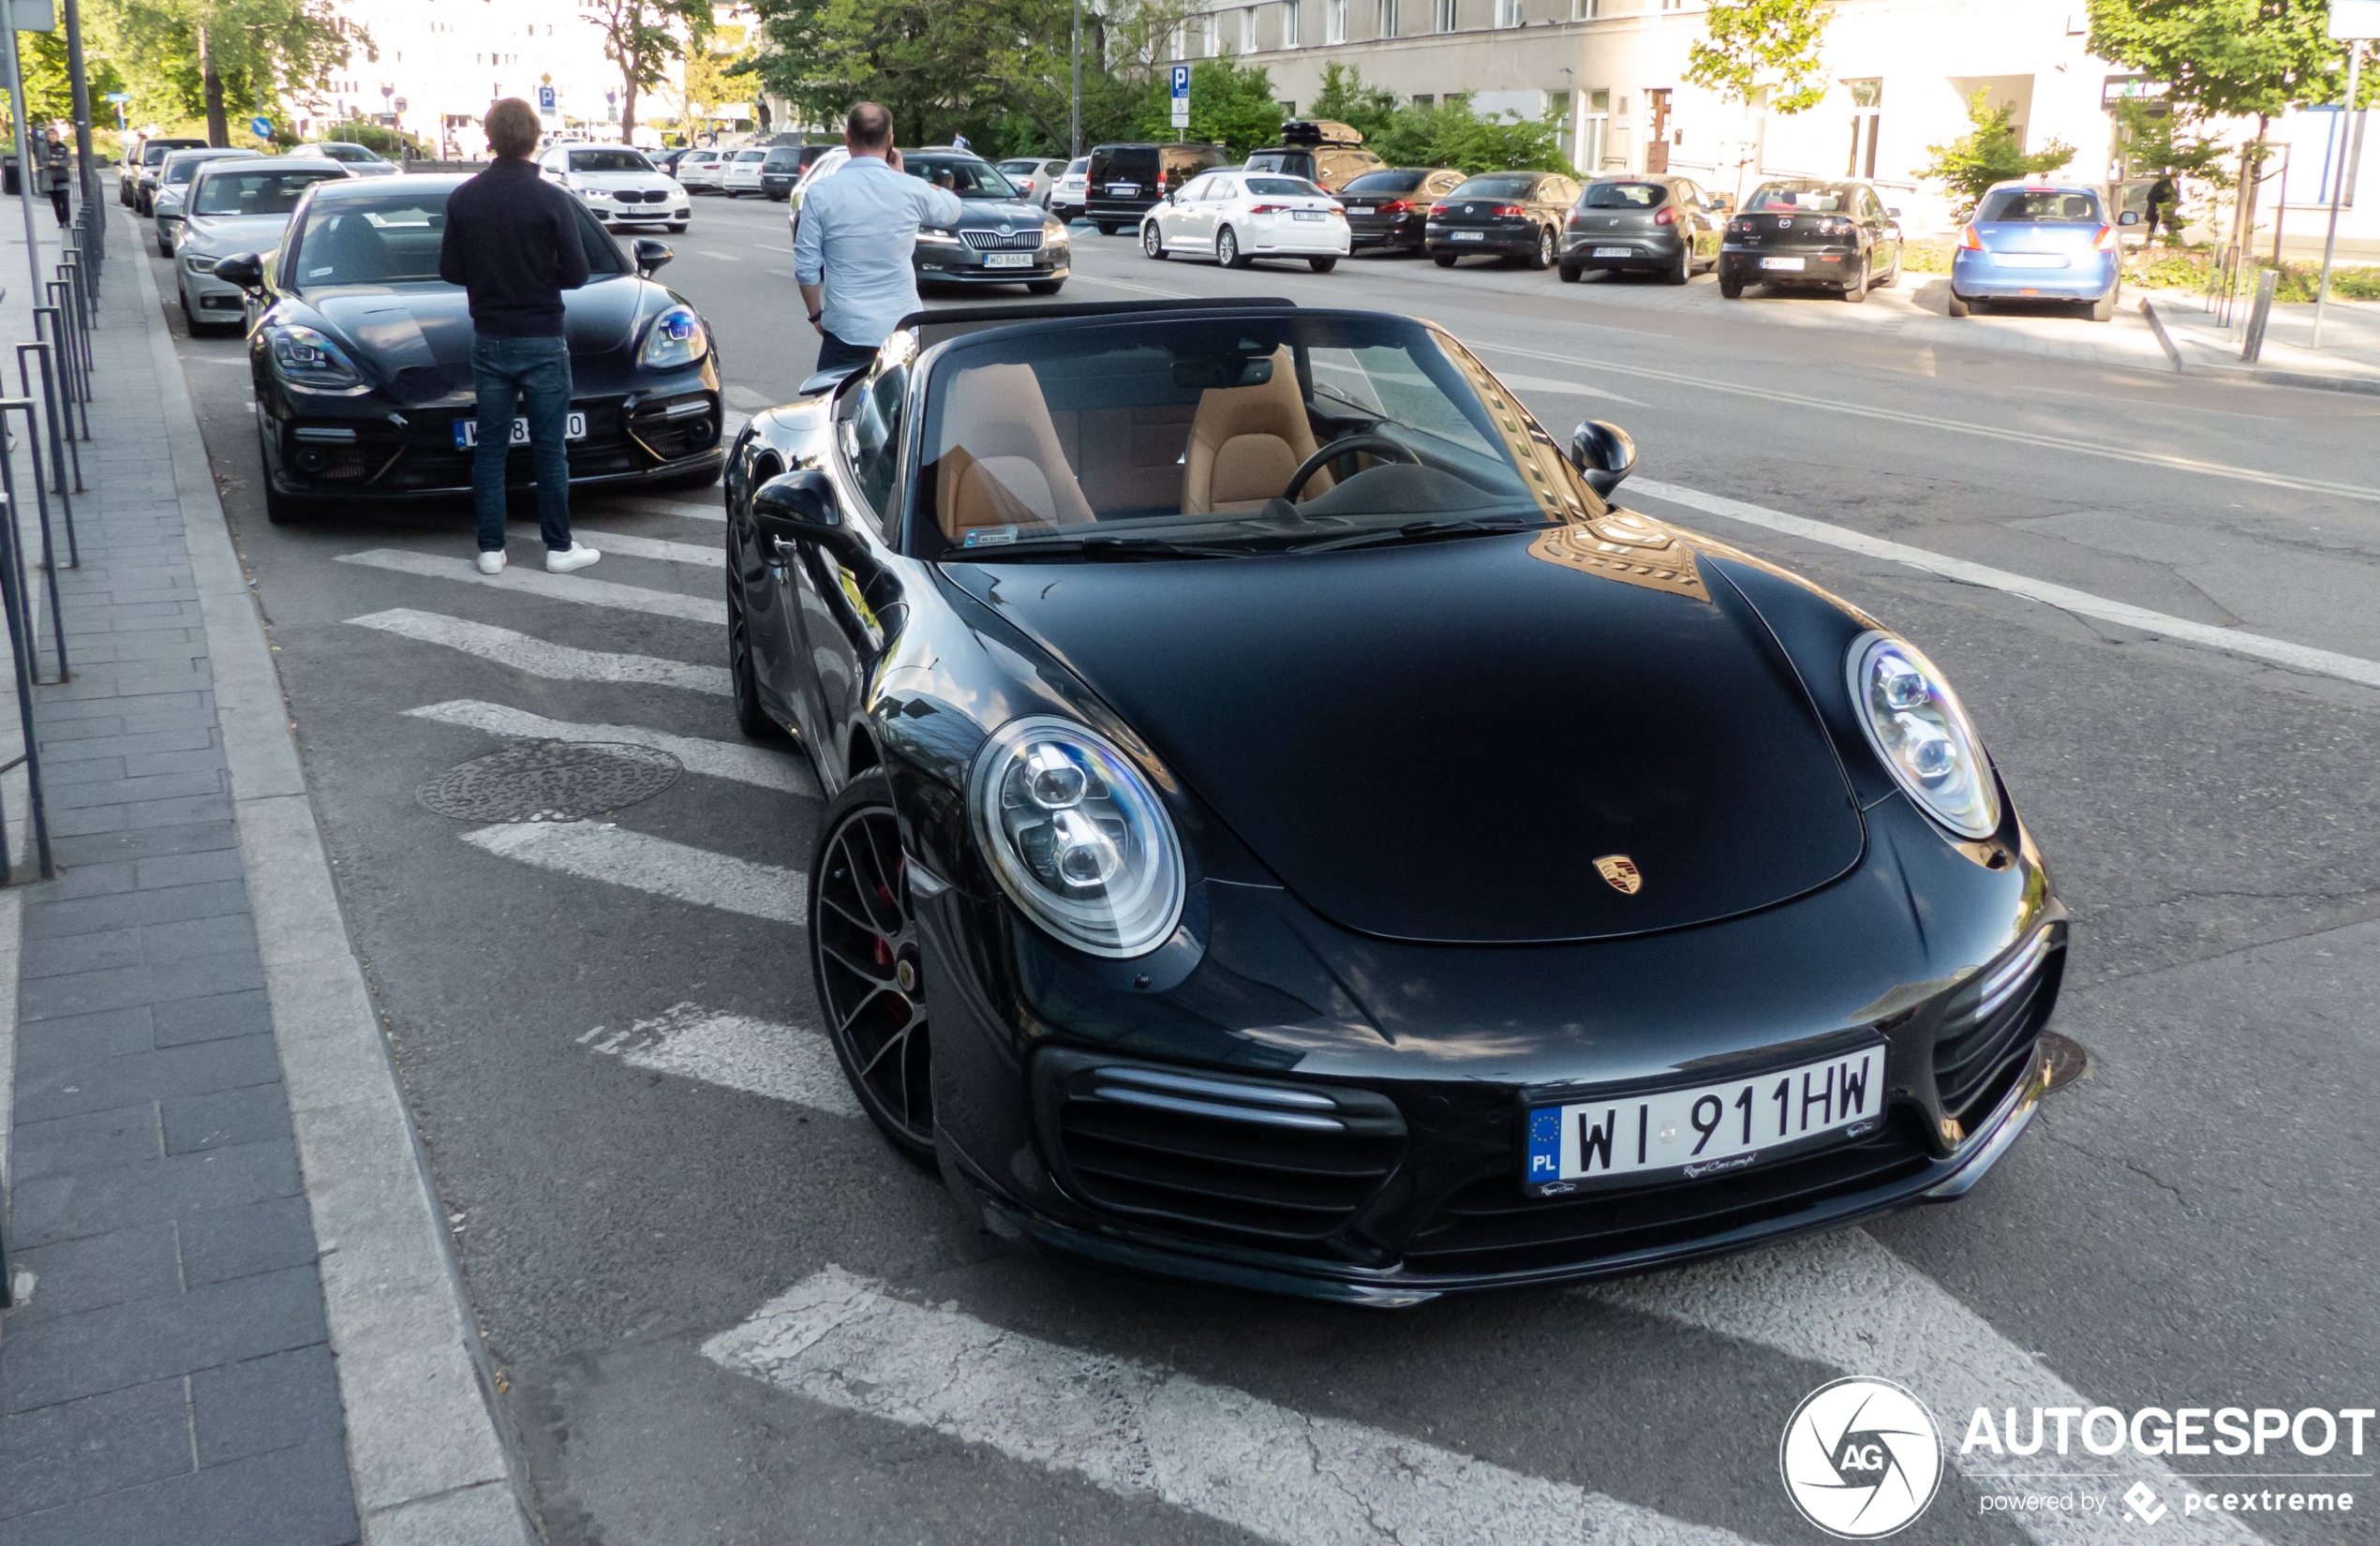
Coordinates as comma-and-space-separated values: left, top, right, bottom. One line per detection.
794, 102, 965, 373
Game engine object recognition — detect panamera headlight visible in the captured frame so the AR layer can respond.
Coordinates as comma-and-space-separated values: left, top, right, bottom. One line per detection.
1849, 632, 2001, 839
969, 717, 1185, 958
638, 304, 707, 368
267, 325, 364, 391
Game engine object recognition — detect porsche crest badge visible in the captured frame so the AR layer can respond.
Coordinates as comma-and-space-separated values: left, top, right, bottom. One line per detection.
1594, 855, 1643, 895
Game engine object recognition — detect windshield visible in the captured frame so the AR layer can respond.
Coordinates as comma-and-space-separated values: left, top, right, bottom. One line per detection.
764, 150, 803, 168
286, 189, 630, 286
1745, 181, 1851, 213
906, 156, 1017, 198
918, 313, 1592, 559
1977, 187, 2105, 223
571, 149, 654, 173
1065, 158, 1087, 175
1245, 176, 1326, 198
1243, 152, 1312, 175
318, 144, 380, 164
735, 150, 766, 162
144, 140, 203, 166
1450, 173, 1537, 201
166, 155, 250, 186
1582, 181, 1667, 208
1343, 170, 1424, 195
192, 168, 345, 216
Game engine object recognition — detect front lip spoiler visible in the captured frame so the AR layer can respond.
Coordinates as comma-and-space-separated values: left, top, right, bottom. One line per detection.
950, 1040, 2053, 1306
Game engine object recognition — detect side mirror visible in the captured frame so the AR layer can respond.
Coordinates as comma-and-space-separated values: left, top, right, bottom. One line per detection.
1886, 206, 1902, 219
632, 236, 673, 277
212, 253, 265, 290
2118, 210, 2141, 226
752, 468, 860, 560
1569, 419, 1637, 498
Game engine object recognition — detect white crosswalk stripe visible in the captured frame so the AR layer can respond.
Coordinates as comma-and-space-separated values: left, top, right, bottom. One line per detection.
1586, 1233, 2269, 1546
405, 700, 814, 795
706, 1266, 1770, 1546
463, 822, 805, 924
338, 548, 724, 625
567, 528, 722, 569
578, 1003, 856, 1115
347, 609, 731, 696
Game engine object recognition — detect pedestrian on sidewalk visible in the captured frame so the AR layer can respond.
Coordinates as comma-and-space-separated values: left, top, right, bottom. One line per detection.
2144, 171, 2178, 246
42, 126, 69, 226
793, 102, 964, 374
438, 96, 602, 576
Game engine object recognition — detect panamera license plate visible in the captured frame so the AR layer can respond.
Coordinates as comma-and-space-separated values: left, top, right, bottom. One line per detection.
454, 411, 588, 450
1525, 1045, 1883, 1192
1450, 230, 1485, 241
1760, 256, 1806, 271
983, 251, 1034, 268
1592, 245, 1633, 258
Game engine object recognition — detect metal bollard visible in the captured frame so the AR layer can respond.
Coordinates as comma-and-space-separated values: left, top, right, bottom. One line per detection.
0, 399, 69, 683
43, 281, 92, 440
28, 314, 82, 494
0, 488, 56, 882
17, 342, 80, 559
2240, 269, 2280, 364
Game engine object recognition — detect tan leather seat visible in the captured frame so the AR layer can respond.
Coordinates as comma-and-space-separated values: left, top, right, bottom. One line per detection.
934, 363, 1096, 538
1181, 346, 1332, 514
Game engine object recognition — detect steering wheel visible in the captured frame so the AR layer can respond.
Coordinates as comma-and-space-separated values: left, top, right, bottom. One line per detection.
1281, 434, 1420, 504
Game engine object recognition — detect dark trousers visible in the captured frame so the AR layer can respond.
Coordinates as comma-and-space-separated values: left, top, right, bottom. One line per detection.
48, 185, 67, 225
814, 329, 878, 373
469, 334, 574, 554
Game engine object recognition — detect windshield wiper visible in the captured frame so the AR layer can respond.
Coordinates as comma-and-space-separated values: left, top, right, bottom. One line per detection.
953, 534, 1249, 561
1283, 516, 1549, 554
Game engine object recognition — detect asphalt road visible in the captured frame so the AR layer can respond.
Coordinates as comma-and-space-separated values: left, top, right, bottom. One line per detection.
141, 189, 2379, 1546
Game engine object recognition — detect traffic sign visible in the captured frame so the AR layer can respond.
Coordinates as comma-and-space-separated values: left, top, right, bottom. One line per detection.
249, 114, 273, 140
538, 85, 557, 111
2331, 0, 2380, 38
1170, 64, 1191, 129
104, 91, 129, 103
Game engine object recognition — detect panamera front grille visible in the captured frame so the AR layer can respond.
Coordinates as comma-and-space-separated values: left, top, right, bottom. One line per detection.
959, 228, 1043, 250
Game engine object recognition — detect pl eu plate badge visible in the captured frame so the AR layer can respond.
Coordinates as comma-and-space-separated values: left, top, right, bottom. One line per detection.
1526, 1107, 1564, 1187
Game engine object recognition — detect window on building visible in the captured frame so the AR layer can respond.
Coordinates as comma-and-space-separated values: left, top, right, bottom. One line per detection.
1580, 87, 1609, 169
1495, 0, 1521, 24
1170, 21, 1186, 55
1326, 0, 1346, 42
1435, 0, 1457, 30
1282, 0, 1301, 47
1412, 94, 1434, 108
1572, 0, 1599, 16
1378, 0, 1398, 37
1242, 6, 1259, 50
1846, 78, 1882, 178
1206, 12, 1222, 53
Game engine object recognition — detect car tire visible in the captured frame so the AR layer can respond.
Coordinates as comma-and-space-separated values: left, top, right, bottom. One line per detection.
1096, 223, 1119, 236
2090, 288, 2118, 322
1142, 222, 1166, 260
1840, 257, 1867, 302
1027, 279, 1064, 295
1664, 245, 1690, 286
1946, 290, 1971, 318
1557, 261, 1582, 283
1217, 226, 1250, 269
1432, 251, 1457, 268
667, 222, 688, 233
156, 233, 172, 258
1528, 226, 1554, 271
725, 531, 783, 742
259, 418, 305, 527
811, 766, 938, 1165
1719, 275, 1743, 299
1308, 256, 1337, 274
723, 189, 739, 199
1877, 253, 1901, 288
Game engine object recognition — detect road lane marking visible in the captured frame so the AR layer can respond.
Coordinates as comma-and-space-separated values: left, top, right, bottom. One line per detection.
1477, 339, 2380, 504
463, 822, 805, 924
707, 1265, 1769, 1546
405, 700, 815, 795
579, 1002, 857, 1115
1629, 477, 2380, 691
1065, 274, 1196, 299
1491, 371, 1647, 406
1588, 1231, 2268, 1546
347, 609, 731, 696
568, 528, 723, 569
698, 250, 745, 260
592, 498, 724, 523
337, 549, 724, 625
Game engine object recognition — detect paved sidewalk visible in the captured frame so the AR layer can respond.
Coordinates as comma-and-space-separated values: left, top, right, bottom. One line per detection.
0, 201, 530, 1544
2143, 291, 2380, 393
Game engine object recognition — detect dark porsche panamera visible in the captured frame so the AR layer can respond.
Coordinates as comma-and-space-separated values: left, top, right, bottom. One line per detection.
216, 176, 725, 524
724, 299, 2067, 1304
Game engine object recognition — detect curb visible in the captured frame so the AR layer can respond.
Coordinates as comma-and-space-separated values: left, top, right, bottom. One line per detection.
127, 217, 539, 1546
2138, 295, 2380, 396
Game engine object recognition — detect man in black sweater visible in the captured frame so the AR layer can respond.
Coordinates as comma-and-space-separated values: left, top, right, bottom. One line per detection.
439, 97, 600, 575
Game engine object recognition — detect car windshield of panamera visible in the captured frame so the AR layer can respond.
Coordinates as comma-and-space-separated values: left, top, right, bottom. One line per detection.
282, 188, 628, 288
920, 313, 1588, 557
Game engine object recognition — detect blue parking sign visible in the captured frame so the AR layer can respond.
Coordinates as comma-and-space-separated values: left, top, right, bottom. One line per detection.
1171, 65, 1190, 101
538, 85, 557, 111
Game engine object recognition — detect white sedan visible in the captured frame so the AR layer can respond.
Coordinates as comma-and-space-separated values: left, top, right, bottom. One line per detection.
721, 147, 769, 197
677, 149, 727, 192
1140, 171, 1347, 272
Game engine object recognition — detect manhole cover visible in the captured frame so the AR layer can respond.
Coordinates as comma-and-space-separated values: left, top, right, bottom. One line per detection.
418, 740, 681, 823
2040, 1031, 2090, 1093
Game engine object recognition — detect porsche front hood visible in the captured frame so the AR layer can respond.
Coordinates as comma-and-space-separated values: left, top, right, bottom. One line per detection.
947, 519, 1866, 944
301, 275, 651, 403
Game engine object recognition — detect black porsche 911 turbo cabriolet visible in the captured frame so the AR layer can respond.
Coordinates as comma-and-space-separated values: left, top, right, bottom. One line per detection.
724, 299, 2067, 1305
213, 175, 725, 524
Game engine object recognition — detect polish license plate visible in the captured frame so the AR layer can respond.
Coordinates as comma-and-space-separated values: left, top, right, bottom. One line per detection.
1760, 256, 1806, 271
454, 411, 588, 450
983, 251, 1034, 268
1592, 245, 1633, 258
1293, 211, 1325, 222
1346, 205, 1373, 216
1450, 230, 1485, 241
1524, 1045, 1884, 1191
1108, 183, 1138, 197
1994, 254, 2066, 269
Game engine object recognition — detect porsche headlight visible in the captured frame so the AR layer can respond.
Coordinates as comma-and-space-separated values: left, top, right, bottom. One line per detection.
1849, 632, 2001, 839
969, 717, 1185, 958
638, 304, 707, 368
267, 325, 365, 392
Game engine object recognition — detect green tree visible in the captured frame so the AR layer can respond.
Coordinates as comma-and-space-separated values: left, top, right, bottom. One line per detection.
1133, 57, 1281, 158
1683, 0, 1833, 115
1915, 89, 2076, 217
658, 22, 750, 144
582, 0, 715, 141
94, 0, 355, 144
1311, 60, 1400, 141
1305, 67, 1569, 174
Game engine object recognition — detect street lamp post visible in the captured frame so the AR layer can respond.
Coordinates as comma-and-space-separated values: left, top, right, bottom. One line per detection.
1071, 0, 1081, 160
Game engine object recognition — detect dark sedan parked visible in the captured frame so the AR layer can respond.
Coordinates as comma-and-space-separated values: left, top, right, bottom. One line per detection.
217, 177, 723, 524
1559, 174, 1725, 285
1426, 171, 1581, 269
1339, 167, 1463, 254
761, 144, 829, 200
1718, 178, 1904, 302
905, 149, 1069, 294
721, 297, 2066, 1304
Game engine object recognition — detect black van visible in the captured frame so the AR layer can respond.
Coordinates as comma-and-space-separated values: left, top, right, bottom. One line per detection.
1086, 141, 1228, 233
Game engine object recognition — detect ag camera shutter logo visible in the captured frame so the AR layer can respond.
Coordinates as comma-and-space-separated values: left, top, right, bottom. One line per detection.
1780, 1376, 1944, 1538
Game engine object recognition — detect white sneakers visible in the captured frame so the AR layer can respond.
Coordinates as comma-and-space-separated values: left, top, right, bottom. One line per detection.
474, 543, 602, 574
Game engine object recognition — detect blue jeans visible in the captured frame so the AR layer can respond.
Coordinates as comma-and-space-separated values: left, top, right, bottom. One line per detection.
469, 334, 575, 553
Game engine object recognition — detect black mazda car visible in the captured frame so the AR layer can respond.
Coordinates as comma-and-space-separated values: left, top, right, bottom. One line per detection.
217, 176, 724, 523
1718, 177, 1906, 301
723, 299, 2066, 1304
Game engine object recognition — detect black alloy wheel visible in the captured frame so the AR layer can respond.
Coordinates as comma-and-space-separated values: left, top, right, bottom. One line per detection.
1530, 225, 1555, 271
1143, 221, 1167, 260
724, 530, 781, 740
812, 770, 935, 1160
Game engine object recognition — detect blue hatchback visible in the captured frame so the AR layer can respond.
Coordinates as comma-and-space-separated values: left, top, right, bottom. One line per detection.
1948, 181, 2135, 320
